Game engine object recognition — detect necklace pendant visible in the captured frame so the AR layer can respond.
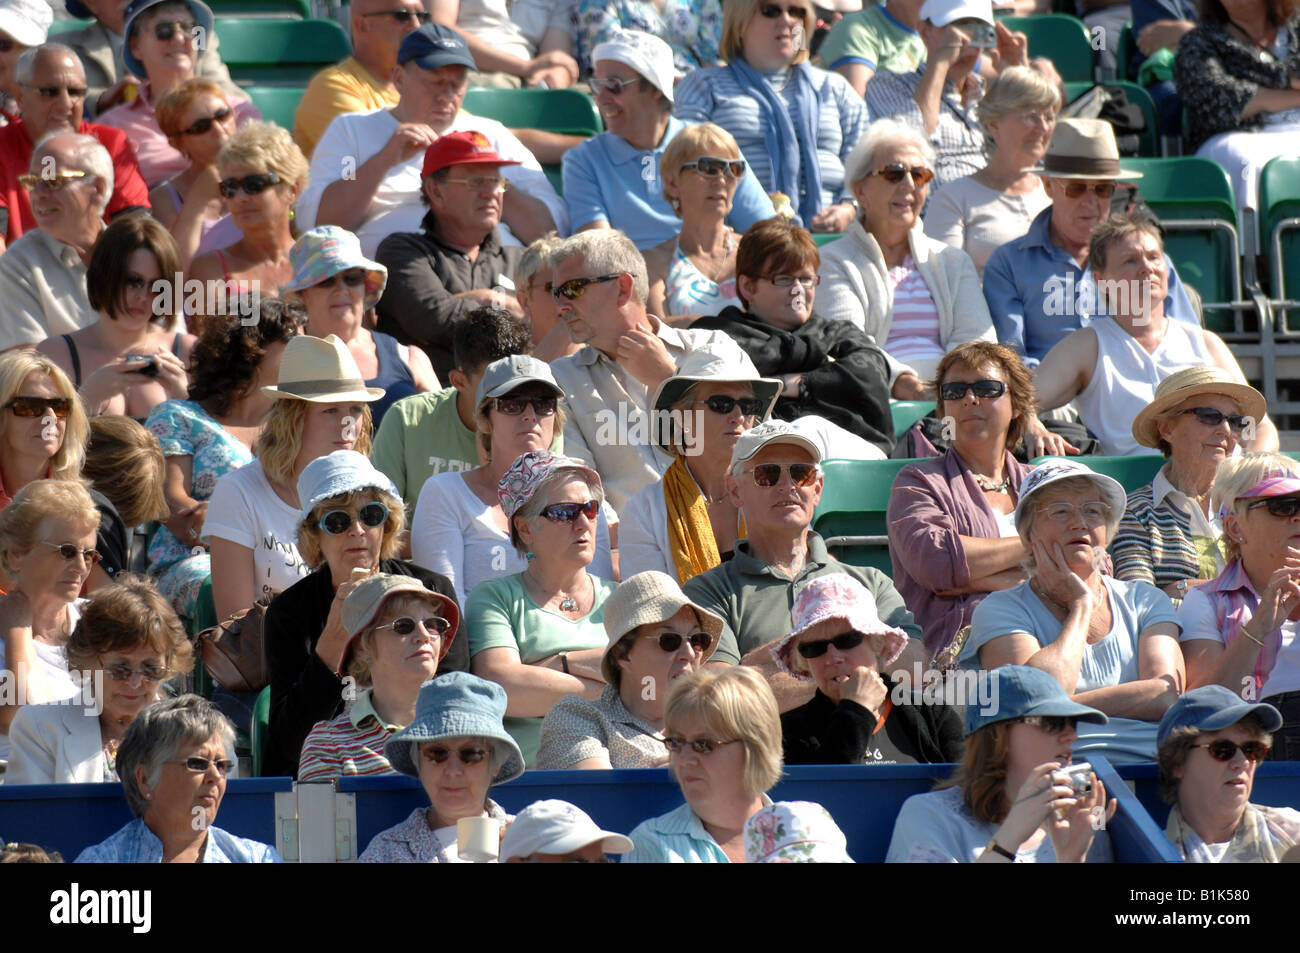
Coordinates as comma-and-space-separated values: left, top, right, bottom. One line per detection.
560, 595, 577, 612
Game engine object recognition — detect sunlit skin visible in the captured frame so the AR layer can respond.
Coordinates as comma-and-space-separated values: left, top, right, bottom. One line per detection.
617, 606, 710, 727
0, 372, 67, 480
138, 732, 230, 862
315, 491, 387, 584
417, 736, 494, 830
1173, 722, 1266, 844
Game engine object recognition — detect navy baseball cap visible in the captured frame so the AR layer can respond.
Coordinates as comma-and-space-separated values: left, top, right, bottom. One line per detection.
120, 0, 215, 79
1157, 685, 1283, 748
965, 665, 1108, 735
398, 23, 476, 71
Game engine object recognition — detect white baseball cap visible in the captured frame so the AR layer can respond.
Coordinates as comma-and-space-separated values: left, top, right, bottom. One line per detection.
499, 800, 634, 861
918, 0, 994, 27
0, 0, 51, 46
592, 29, 679, 103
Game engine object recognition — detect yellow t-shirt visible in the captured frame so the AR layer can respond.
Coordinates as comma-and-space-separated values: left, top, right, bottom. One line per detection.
293, 56, 401, 160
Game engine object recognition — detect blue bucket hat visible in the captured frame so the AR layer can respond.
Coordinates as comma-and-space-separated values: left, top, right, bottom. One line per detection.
384, 673, 525, 783
398, 23, 476, 71
281, 226, 388, 313
1157, 685, 1283, 749
965, 665, 1109, 735
120, 0, 215, 80
297, 449, 399, 517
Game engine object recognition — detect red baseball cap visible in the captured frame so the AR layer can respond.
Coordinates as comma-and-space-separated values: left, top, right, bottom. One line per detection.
421, 130, 521, 178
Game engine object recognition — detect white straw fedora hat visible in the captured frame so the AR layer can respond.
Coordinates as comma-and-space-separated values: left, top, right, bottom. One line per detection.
260, 334, 386, 403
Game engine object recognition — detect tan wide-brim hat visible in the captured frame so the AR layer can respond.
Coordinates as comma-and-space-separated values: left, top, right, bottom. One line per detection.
1024, 118, 1144, 181
260, 333, 386, 403
599, 571, 724, 685
1131, 367, 1267, 450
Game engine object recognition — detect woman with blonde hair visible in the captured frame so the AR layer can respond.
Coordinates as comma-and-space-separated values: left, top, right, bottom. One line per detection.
82, 415, 169, 590
0, 351, 89, 509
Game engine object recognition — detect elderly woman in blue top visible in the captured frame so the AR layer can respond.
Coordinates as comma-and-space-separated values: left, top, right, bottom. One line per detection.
673, 0, 868, 233
887, 665, 1115, 862
962, 460, 1185, 763
77, 695, 281, 863
562, 31, 774, 251
625, 665, 785, 863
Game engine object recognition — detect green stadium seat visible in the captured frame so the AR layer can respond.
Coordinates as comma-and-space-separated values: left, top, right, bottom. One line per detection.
190, 576, 218, 699
812, 457, 922, 574
462, 87, 602, 136
251, 686, 271, 777
1117, 19, 1137, 81
245, 85, 305, 132
1001, 13, 1095, 83
890, 400, 935, 436
1064, 80, 1160, 158
812, 232, 843, 246
1260, 155, 1300, 333
1030, 454, 1164, 493
215, 17, 350, 86
543, 164, 563, 195
48, 17, 93, 36
206, 0, 309, 17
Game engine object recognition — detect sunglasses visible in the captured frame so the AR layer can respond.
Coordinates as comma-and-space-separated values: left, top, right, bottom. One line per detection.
551, 274, 622, 301
590, 75, 640, 95
181, 106, 233, 136
219, 172, 280, 198
1040, 501, 1110, 524
681, 156, 746, 179
364, 9, 432, 22
939, 379, 1007, 401
646, 631, 713, 653
662, 736, 741, 755
318, 501, 389, 535
1192, 739, 1270, 763
1247, 496, 1300, 519
441, 175, 510, 193
315, 269, 367, 290
494, 396, 557, 416
1019, 715, 1078, 734
151, 19, 196, 41
40, 541, 101, 565
869, 163, 935, 186
694, 395, 765, 417
5, 395, 72, 418
747, 462, 819, 488
1062, 181, 1116, 200
168, 756, 235, 775
758, 3, 807, 17
422, 745, 488, 765
103, 661, 167, 683
1180, 407, 1249, 432
762, 274, 819, 289
23, 84, 88, 99
541, 500, 600, 523
796, 630, 866, 659
374, 615, 451, 636
17, 170, 87, 191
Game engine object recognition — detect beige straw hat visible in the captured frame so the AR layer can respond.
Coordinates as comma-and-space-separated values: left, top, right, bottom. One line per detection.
600, 571, 724, 684
260, 334, 386, 403
1131, 367, 1266, 450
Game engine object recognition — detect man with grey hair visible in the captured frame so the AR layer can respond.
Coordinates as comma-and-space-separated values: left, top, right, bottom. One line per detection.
548, 228, 744, 512
0, 132, 113, 351
0, 43, 148, 248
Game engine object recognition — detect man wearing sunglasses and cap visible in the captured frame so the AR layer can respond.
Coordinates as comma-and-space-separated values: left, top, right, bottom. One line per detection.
682, 420, 925, 711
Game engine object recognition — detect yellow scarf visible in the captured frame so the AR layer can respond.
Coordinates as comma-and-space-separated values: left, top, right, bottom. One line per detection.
664, 456, 743, 583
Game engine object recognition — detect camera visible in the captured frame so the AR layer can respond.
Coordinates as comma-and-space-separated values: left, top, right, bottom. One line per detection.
124, 355, 160, 378
969, 22, 997, 48
1057, 763, 1094, 798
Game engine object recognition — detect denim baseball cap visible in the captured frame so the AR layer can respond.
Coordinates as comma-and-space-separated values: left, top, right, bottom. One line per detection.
398, 23, 476, 71
965, 665, 1108, 735
1156, 685, 1283, 748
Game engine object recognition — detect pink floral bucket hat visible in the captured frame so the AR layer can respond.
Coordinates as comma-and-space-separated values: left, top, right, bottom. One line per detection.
744, 801, 854, 863
498, 449, 603, 523
771, 574, 909, 681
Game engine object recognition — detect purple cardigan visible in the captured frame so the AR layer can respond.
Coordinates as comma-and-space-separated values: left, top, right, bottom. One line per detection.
887, 449, 1030, 656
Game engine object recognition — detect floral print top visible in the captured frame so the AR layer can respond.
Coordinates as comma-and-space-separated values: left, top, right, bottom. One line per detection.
572, 0, 723, 75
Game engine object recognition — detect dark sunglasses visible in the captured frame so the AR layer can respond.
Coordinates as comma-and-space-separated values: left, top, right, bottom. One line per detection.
5, 396, 72, 418
646, 631, 713, 653
182, 106, 233, 136
318, 501, 389, 535
541, 500, 600, 523
103, 661, 166, 682
758, 3, 807, 18
316, 269, 367, 290
590, 76, 640, 96
681, 156, 746, 179
1180, 407, 1249, 432
796, 630, 865, 659
151, 19, 196, 41
23, 83, 88, 99
1247, 496, 1300, 519
41, 541, 101, 565
869, 163, 934, 186
1062, 181, 1116, 200
422, 745, 488, 765
1193, 739, 1270, 763
1019, 715, 1078, 734
662, 736, 740, 755
219, 172, 280, 198
939, 379, 1007, 401
551, 274, 622, 301
748, 462, 818, 488
695, 395, 765, 417
364, 9, 432, 22
169, 756, 235, 775
374, 615, 451, 636
494, 396, 557, 416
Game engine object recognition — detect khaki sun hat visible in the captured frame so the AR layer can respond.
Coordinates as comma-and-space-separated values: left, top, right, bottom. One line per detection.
260, 334, 386, 403
599, 571, 724, 684
1131, 367, 1266, 450
1026, 118, 1144, 181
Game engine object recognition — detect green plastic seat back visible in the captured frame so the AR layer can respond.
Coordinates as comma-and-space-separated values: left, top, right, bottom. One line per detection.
1063, 82, 1162, 159
1001, 14, 1094, 83
215, 18, 351, 85
1260, 155, 1300, 329
251, 686, 272, 777
461, 87, 602, 136
190, 576, 218, 698
1117, 19, 1137, 80
890, 400, 935, 436
48, 18, 93, 36
245, 85, 305, 131
1031, 454, 1164, 493
812, 458, 921, 575
206, 0, 309, 17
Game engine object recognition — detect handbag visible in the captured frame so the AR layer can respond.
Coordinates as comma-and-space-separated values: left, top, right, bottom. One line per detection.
197, 598, 271, 693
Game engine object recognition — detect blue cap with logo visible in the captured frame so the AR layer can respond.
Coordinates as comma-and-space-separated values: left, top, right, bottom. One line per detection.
965, 665, 1108, 735
398, 22, 477, 71
1156, 685, 1283, 749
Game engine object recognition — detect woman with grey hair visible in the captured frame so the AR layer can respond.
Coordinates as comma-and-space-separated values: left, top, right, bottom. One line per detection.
924, 66, 1059, 279
76, 695, 281, 862
817, 117, 994, 397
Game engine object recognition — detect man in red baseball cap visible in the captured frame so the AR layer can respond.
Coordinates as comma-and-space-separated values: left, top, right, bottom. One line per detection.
373, 131, 527, 380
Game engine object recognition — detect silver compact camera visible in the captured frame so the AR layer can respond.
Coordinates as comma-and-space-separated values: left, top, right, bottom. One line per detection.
1057, 763, 1094, 797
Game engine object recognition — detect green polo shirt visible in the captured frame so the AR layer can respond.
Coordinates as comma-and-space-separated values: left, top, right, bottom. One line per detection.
815, 5, 926, 75
682, 532, 922, 664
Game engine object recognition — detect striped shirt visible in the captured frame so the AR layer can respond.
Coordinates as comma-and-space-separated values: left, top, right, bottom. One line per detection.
298, 689, 400, 782
883, 254, 945, 368
1112, 464, 1223, 590
863, 67, 987, 190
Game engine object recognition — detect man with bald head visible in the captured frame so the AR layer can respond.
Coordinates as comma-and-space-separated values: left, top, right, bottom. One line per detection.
0, 43, 149, 248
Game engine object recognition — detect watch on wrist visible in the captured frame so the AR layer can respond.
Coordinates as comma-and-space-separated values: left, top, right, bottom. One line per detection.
985, 838, 1016, 861
1176, 578, 1189, 594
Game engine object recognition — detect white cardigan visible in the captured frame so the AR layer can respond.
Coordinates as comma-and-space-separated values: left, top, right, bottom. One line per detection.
6, 698, 106, 785
816, 221, 996, 381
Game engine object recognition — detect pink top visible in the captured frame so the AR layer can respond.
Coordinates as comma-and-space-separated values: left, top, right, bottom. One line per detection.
883, 254, 944, 368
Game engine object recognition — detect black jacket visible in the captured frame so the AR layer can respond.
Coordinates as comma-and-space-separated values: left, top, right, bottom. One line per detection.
781, 684, 965, 765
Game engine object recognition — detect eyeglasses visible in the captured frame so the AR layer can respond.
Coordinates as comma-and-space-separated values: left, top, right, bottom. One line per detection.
1062, 181, 1116, 200
551, 274, 622, 301
218, 172, 280, 198
363, 9, 432, 23
150, 19, 196, 41
761, 274, 820, 289
1018, 715, 1078, 734
374, 615, 451, 636
680, 156, 746, 179
102, 660, 167, 683
746, 462, 819, 488
939, 379, 1007, 401
17, 170, 87, 191
22, 83, 88, 99
1192, 739, 1271, 763
590, 76, 641, 96
662, 736, 741, 755
5, 395, 72, 417
645, 631, 713, 653
758, 3, 807, 18
422, 745, 488, 765
181, 106, 233, 136
318, 501, 389, 535
867, 163, 935, 187
541, 500, 600, 523
41, 541, 100, 565
168, 756, 235, 775
796, 630, 866, 659
315, 269, 367, 290
1040, 501, 1110, 524
694, 395, 765, 417
494, 396, 557, 416
441, 175, 510, 193
1247, 496, 1300, 519
1180, 407, 1249, 433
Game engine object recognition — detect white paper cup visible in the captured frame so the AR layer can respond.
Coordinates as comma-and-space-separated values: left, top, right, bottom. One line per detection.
456, 816, 500, 862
